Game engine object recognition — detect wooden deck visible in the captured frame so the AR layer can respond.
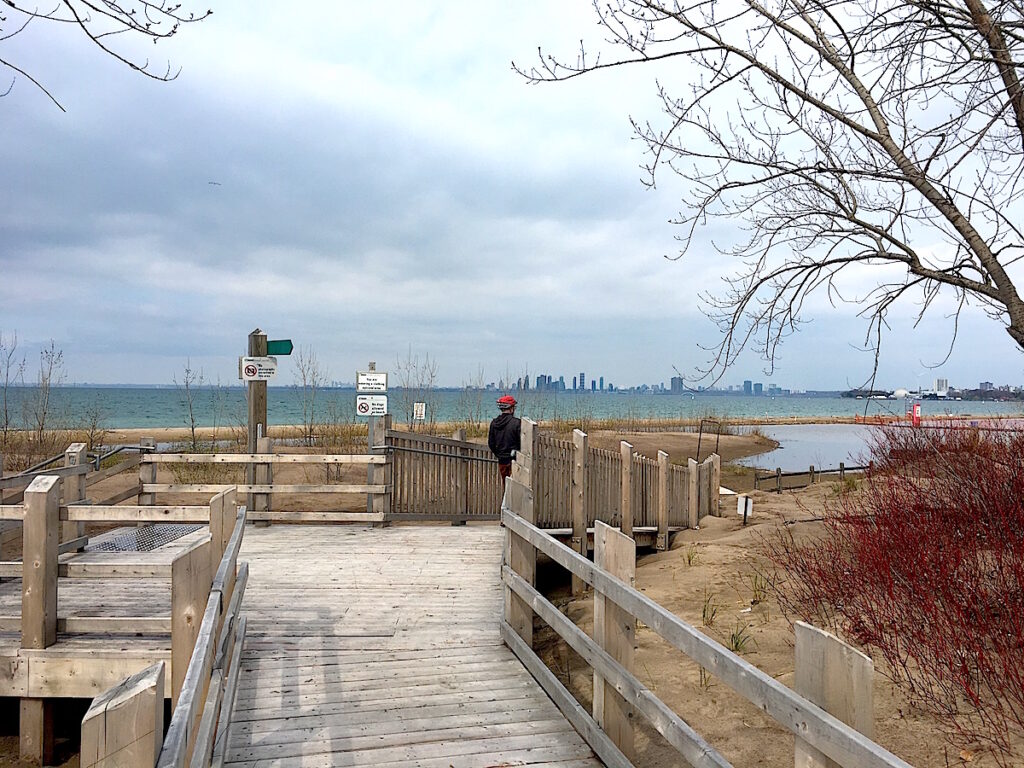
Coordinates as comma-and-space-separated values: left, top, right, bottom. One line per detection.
224, 525, 602, 767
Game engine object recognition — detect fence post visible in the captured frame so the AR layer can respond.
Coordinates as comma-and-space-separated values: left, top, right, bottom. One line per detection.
452, 428, 468, 525
593, 521, 636, 759
776, 467, 782, 494
794, 621, 874, 768
619, 442, 633, 539
839, 462, 845, 481
138, 437, 156, 507
80, 662, 165, 768
571, 429, 588, 596
253, 436, 272, 528
21, 475, 60, 764
809, 465, 815, 486
512, 418, 536, 489
503, 478, 535, 647
711, 454, 721, 516
370, 414, 392, 525
656, 451, 669, 550
171, 539, 212, 707
687, 458, 698, 529
62, 443, 87, 547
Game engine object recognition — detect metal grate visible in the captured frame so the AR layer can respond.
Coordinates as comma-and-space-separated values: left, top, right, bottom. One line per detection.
86, 524, 204, 553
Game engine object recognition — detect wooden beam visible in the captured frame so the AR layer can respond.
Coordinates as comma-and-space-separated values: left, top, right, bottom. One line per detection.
687, 458, 698, 529
500, 510, 912, 768
141, 483, 388, 494
22, 475, 59, 650
504, 567, 728, 767
593, 522, 636, 759
85, 454, 143, 487
619, 442, 633, 539
209, 616, 246, 768
571, 429, 587, 596
795, 621, 875, 768
62, 443, 88, 547
500, 622, 631, 768
148, 453, 385, 464
503, 479, 535, 648
657, 451, 669, 550
20, 698, 54, 765
80, 662, 164, 768
63, 505, 210, 523
171, 539, 212, 707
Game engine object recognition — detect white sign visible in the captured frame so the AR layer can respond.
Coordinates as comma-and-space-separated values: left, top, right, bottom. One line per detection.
240, 356, 278, 381
413, 402, 426, 420
357, 371, 388, 392
356, 394, 388, 417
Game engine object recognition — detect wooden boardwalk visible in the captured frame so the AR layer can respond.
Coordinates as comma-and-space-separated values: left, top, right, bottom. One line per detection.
224, 525, 602, 767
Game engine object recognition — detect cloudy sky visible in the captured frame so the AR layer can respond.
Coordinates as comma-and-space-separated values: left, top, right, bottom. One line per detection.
2, 2, 1020, 391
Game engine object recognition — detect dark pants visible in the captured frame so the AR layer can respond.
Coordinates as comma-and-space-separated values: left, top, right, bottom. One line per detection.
498, 463, 512, 485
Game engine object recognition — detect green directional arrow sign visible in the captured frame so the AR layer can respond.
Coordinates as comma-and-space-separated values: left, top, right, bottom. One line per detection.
266, 339, 293, 356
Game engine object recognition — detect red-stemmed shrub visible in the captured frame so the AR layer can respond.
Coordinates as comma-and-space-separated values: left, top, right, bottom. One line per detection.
761, 424, 1024, 763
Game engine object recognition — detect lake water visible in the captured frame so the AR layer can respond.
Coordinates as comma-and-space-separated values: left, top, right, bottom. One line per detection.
736, 424, 874, 472
4, 386, 1020, 431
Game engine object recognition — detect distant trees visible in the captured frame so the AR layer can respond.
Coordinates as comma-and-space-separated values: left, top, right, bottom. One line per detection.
519, 0, 1024, 380
1, 0, 211, 109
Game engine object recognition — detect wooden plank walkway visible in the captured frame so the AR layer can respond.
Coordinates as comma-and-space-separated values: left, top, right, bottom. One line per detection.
225, 525, 602, 767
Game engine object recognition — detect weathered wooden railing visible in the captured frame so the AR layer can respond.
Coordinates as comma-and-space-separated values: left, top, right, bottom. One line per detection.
526, 422, 719, 557
386, 428, 502, 521
139, 443, 389, 523
0, 474, 244, 763
500, 475, 912, 768
80, 500, 248, 768
754, 462, 870, 492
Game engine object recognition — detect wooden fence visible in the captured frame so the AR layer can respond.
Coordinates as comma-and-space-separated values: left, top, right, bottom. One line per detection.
386, 429, 502, 521
754, 462, 870, 492
80, 501, 248, 768
529, 424, 720, 539
500, 475, 912, 768
139, 441, 389, 524
0, 471, 246, 764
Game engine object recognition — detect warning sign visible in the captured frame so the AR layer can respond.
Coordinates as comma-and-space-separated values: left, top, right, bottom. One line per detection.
356, 394, 388, 417
239, 356, 278, 381
413, 402, 426, 420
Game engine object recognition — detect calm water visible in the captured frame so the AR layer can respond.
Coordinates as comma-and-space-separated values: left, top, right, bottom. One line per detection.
736, 424, 874, 472
5, 386, 1021, 431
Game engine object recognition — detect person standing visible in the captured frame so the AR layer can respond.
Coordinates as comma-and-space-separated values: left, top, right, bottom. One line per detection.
488, 395, 521, 485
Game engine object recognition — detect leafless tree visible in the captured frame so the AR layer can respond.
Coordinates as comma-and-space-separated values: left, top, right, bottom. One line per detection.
393, 347, 439, 431
174, 359, 204, 452
1, 0, 211, 110
25, 340, 65, 443
294, 345, 326, 446
0, 330, 26, 448
518, 0, 1024, 383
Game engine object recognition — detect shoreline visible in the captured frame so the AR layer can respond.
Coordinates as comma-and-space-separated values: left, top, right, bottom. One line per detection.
95, 412, 1021, 443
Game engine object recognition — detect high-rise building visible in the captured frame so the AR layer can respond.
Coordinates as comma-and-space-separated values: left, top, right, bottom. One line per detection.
753, 382, 763, 395
980, 381, 994, 391
572, 376, 577, 390
579, 372, 586, 391
599, 376, 604, 391
559, 375, 565, 390
671, 376, 684, 393
743, 380, 753, 395
934, 378, 949, 393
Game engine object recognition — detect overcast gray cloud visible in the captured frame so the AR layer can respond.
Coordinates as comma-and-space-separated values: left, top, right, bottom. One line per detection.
2, 2, 1021, 391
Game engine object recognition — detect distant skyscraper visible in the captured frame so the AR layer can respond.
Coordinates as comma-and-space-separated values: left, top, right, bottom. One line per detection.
743, 380, 753, 395
572, 376, 577, 390
934, 378, 949, 393
599, 376, 604, 391
753, 382, 763, 395
559, 376, 565, 390
591, 380, 596, 391
579, 372, 586, 391
671, 376, 684, 393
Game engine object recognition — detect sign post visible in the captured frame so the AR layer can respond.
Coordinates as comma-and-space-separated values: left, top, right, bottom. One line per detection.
247, 329, 268, 525
359, 362, 391, 524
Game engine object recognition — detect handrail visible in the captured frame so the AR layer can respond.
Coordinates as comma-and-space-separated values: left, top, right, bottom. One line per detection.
501, 495, 913, 768
157, 505, 248, 768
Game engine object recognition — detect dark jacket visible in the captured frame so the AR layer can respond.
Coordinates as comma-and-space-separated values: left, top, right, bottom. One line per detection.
488, 413, 521, 464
